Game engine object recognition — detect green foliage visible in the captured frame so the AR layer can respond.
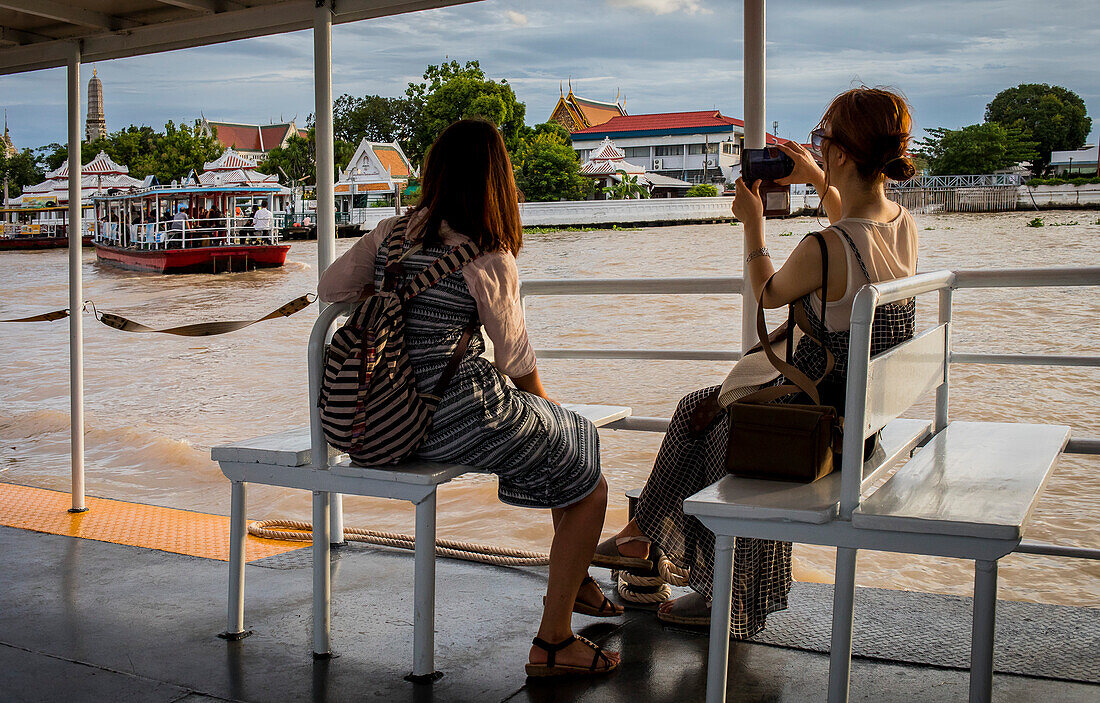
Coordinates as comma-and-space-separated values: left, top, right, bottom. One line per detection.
913, 123, 1038, 176
601, 170, 650, 200
38, 121, 223, 183
1027, 217, 1044, 227
685, 183, 719, 197
404, 60, 526, 165
512, 123, 592, 202
986, 84, 1092, 176
0, 148, 45, 197
333, 94, 414, 146
1027, 176, 1100, 186
258, 127, 354, 184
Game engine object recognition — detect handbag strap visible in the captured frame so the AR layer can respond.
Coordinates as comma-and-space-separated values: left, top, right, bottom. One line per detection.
744, 231, 835, 405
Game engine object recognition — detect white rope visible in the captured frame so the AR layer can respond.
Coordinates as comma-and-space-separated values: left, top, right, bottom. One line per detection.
616, 568, 672, 603
658, 554, 691, 586
249, 519, 550, 567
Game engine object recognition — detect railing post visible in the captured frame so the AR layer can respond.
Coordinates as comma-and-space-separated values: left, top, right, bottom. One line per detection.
741, 0, 766, 353
935, 287, 952, 433
67, 42, 86, 514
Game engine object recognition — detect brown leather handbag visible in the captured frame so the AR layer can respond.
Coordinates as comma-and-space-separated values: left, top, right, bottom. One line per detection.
725, 231, 841, 483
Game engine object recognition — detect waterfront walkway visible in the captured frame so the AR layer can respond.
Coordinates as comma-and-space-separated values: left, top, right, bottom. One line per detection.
2, 511, 1098, 702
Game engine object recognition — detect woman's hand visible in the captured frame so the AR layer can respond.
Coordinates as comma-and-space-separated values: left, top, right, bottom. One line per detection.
732, 177, 763, 228
775, 141, 825, 190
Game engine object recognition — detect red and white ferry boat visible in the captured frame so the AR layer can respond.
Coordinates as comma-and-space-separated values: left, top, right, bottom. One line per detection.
91, 149, 291, 274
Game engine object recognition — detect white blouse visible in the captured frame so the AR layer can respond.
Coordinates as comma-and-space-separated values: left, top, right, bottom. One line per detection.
317, 210, 538, 378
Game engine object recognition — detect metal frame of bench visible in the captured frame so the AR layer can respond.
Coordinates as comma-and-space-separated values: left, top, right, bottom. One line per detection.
684, 270, 1073, 703
213, 301, 630, 682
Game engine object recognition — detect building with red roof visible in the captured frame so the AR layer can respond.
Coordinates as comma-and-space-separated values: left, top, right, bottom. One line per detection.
199, 118, 308, 161
570, 109, 784, 186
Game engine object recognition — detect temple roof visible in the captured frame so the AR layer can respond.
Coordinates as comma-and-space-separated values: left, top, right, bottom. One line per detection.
549, 86, 627, 132
203, 120, 307, 153
46, 151, 129, 179
579, 137, 646, 177
337, 139, 417, 188
203, 148, 261, 172
197, 168, 278, 187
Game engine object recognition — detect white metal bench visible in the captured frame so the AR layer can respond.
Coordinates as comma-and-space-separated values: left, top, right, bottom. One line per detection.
683, 271, 1072, 703
213, 301, 630, 682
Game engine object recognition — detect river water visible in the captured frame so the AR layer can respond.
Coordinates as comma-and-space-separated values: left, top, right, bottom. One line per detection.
1, 209, 1096, 606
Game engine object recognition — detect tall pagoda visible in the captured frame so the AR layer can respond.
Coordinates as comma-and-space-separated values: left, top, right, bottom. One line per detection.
86, 68, 106, 142
548, 81, 627, 133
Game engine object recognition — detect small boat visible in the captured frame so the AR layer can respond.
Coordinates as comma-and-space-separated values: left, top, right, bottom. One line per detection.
92, 183, 290, 274
0, 205, 93, 250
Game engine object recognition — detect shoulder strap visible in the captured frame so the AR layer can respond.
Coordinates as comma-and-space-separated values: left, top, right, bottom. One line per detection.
745, 231, 835, 405
830, 223, 871, 280
399, 239, 482, 302
381, 215, 413, 292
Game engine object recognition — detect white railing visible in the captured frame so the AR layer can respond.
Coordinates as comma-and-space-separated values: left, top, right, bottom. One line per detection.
518, 266, 1100, 561
96, 216, 280, 249
892, 174, 1023, 189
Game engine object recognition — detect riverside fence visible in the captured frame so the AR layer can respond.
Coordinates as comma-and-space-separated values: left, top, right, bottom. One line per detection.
888, 174, 1022, 213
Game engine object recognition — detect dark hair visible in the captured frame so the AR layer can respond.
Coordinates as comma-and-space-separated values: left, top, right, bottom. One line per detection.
416, 119, 522, 255
817, 87, 916, 182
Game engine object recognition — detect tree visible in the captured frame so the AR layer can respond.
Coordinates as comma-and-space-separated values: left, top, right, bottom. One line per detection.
0, 148, 45, 197
685, 183, 719, 197
333, 94, 414, 146
38, 121, 223, 183
258, 127, 355, 184
404, 60, 526, 165
913, 123, 1038, 176
513, 124, 592, 202
602, 170, 650, 200
986, 84, 1091, 175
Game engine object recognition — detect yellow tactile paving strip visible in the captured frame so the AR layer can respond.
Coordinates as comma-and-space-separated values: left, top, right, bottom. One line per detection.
0, 482, 304, 562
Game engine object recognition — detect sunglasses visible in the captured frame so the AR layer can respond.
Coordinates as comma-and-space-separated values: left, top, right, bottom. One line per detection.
810, 128, 827, 151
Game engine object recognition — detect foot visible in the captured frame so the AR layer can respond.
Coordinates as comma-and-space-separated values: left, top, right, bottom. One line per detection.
612, 521, 651, 560
576, 575, 624, 616
528, 636, 621, 670
657, 592, 711, 626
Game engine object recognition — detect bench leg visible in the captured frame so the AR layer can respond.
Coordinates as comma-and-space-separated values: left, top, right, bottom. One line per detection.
329, 493, 345, 548
827, 547, 858, 703
407, 490, 442, 683
219, 480, 251, 640
312, 491, 333, 658
969, 559, 998, 703
705, 535, 736, 703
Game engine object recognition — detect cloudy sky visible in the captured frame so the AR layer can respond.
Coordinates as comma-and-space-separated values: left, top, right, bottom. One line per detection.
1, 0, 1097, 151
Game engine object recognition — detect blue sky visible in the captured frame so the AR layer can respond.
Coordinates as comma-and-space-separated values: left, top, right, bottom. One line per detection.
1, 0, 1097, 152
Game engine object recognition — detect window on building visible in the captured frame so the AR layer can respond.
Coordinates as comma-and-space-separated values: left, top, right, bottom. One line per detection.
623, 146, 650, 158
654, 145, 684, 157
722, 142, 740, 155
576, 149, 591, 162
687, 143, 720, 155
352, 194, 370, 209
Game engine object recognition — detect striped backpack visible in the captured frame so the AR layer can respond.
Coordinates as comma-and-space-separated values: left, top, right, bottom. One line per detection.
318, 215, 481, 465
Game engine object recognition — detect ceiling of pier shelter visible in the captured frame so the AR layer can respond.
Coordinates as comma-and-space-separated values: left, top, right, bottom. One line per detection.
0, 0, 485, 76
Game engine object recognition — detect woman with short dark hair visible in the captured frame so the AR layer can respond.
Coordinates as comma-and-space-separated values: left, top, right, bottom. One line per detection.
319, 119, 619, 677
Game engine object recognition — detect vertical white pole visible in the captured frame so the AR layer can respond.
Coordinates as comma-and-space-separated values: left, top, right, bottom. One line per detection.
741, 0, 766, 353
67, 43, 87, 514
313, 0, 344, 546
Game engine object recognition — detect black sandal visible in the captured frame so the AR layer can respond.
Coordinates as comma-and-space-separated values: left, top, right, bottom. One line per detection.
525, 634, 618, 677
572, 575, 623, 617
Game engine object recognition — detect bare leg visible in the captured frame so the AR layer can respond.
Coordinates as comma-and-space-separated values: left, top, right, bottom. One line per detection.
529, 477, 620, 668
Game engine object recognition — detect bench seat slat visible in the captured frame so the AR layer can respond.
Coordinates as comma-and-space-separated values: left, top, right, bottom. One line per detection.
211, 403, 631, 469
852, 421, 1070, 540
683, 418, 931, 524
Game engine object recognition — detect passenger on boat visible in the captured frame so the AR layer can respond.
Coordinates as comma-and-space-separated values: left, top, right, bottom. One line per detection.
252, 203, 273, 243
595, 87, 920, 635
318, 119, 620, 677
168, 206, 189, 249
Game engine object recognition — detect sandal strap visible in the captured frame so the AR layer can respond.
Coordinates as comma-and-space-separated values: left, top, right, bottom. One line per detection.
574, 635, 611, 672
531, 634, 577, 668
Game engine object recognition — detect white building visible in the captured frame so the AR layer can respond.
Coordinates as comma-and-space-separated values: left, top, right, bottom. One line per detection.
1049, 145, 1099, 176
335, 139, 416, 221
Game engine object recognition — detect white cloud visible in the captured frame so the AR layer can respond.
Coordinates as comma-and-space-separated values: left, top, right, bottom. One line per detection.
607, 0, 708, 15
506, 10, 529, 26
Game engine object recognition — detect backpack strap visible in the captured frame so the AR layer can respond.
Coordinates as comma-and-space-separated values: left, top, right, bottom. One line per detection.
381, 214, 413, 292
398, 239, 482, 303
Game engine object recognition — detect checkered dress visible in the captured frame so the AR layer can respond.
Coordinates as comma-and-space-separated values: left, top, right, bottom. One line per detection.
635, 228, 915, 639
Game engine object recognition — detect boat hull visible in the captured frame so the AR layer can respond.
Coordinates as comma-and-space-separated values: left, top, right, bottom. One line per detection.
0, 235, 94, 250
94, 243, 290, 273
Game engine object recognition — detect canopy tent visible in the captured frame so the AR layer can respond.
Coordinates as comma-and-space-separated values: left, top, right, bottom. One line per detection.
0, 0, 772, 687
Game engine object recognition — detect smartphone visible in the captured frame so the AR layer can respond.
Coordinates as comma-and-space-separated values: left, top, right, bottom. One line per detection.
742, 147, 795, 185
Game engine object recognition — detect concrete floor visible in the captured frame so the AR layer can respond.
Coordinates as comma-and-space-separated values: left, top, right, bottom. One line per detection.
0, 525, 1095, 703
